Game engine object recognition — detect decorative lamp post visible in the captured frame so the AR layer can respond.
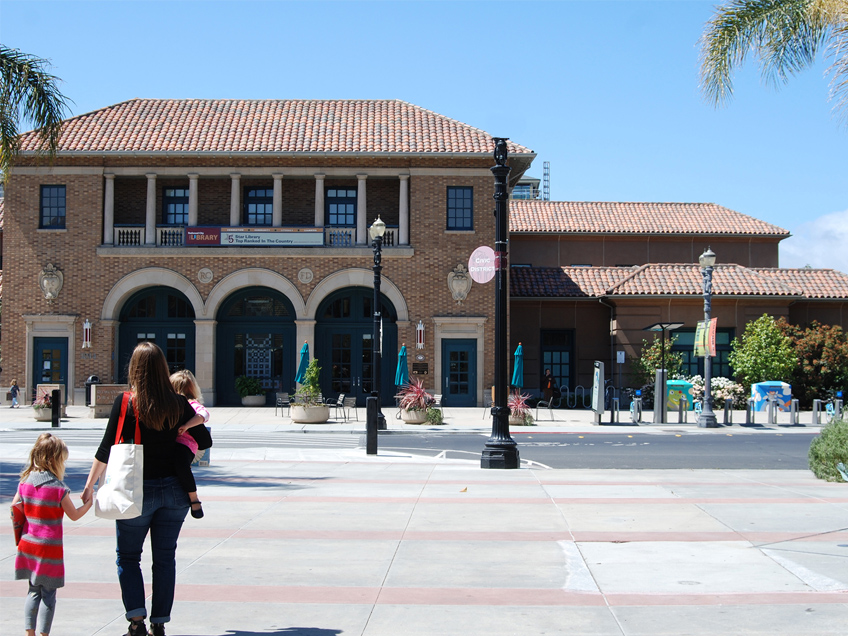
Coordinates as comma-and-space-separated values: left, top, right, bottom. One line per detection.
698, 247, 719, 428
370, 216, 387, 431
481, 138, 520, 469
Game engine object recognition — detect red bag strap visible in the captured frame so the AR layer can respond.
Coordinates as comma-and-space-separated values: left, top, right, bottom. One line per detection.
113, 392, 141, 445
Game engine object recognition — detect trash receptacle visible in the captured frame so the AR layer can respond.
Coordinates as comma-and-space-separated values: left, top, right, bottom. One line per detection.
85, 375, 100, 406
667, 379, 694, 411
751, 381, 791, 411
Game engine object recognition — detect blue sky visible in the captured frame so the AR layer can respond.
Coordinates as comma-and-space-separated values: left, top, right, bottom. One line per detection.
3, 0, 846, 270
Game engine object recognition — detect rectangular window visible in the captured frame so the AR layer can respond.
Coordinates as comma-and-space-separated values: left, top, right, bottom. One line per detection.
447, 186, 473, 230
163, 188, 189, 225
672, 328, 734, 379
244, 188, 274, 226
541, 330, 573, 391
40, 185, 66, 229
325, 188, 357, 226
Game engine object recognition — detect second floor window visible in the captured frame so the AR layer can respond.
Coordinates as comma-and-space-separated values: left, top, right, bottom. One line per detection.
244, 188, 273, 226
326, 188, 356, 226
40, 185, 66, 229
447, 186, 473, 230
163, 188, 189, 225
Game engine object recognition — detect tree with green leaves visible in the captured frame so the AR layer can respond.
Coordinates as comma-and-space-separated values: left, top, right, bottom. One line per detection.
699, 0, 848, 123
728, 314, 796, 392
0, 45, 71, 181
630, 336, 683, 388
778, 318, 848, 405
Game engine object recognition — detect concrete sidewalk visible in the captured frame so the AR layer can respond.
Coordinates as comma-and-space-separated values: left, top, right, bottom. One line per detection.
1, 404, 845, 635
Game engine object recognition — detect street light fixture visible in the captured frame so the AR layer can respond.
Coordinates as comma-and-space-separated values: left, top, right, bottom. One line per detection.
698, 247, 719, 428
644, 322, 684, 423
370, 216, 387, 431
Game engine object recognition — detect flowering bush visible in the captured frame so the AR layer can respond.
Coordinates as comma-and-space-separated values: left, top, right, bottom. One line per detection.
395, 378, 434, 411
508, 391, 535, 425
682, 375, 744, 409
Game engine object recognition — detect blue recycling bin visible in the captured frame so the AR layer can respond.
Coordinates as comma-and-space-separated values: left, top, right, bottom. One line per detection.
667, 380, 694, 411
751, 382, 791, 412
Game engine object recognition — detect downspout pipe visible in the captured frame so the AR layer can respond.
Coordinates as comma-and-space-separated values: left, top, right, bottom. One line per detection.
599, 297, 616, 385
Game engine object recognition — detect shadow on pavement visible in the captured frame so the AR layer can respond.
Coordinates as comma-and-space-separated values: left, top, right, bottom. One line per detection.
189, 629, 342, 636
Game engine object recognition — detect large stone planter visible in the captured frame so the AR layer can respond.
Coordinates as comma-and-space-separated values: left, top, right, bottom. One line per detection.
33, 408, 52, 422
241, 395, 266, 407
290, 404, 330, 423
509, 414, 528, 426
400, 409, 428, 424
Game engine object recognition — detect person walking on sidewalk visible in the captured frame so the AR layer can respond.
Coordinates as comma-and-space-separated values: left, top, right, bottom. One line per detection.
542, 369, 557, 402
13, 433, 93, 636
81, 342, 202, 636
10, 378, 20, 408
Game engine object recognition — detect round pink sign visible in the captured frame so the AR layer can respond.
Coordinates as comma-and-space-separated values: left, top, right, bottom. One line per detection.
468, 246, 496, 284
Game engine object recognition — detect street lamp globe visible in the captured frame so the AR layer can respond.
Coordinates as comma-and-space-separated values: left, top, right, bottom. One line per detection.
699, 247, 716, 269
369, 216, 386, 241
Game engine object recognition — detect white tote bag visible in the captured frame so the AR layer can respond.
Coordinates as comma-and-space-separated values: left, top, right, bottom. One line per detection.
95, 393, 144, 520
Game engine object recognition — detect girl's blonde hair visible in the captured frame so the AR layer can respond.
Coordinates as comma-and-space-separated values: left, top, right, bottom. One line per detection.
21, 433, 68, 480
11, 378, 17, 385
170, 369, 202, 402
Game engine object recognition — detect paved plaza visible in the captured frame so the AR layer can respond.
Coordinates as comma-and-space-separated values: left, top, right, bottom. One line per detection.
1, 404, 846, 635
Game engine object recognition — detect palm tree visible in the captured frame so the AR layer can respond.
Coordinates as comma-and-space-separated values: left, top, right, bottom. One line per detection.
699, 0, 848, 122
0, 45, 71, 181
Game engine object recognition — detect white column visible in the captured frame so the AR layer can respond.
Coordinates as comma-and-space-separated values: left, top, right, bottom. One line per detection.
273, 174, 283, 227
103, 174, 115, 245
230, 173, 241, 226
188, 173, 199, 226
399, 174, 409, 245
194, 319, 217, 405
145, 173, 156, 245
356, 174, 367, 245
314, 174, 325, 227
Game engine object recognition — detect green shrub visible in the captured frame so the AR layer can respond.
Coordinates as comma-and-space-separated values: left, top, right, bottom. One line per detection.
235, 375, 263, 398
426, 407, 444, 425
629, 336, 682, 387
728, 314, 795, 395
809, 419, 848, 482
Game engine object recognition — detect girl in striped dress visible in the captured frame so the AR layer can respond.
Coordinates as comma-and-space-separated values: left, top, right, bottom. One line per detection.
12, 433, 92, 636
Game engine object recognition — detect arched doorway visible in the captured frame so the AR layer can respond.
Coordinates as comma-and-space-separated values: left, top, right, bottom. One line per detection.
215, 287, 296, 405
117, 287, 197, 381
315, 288, 397, 406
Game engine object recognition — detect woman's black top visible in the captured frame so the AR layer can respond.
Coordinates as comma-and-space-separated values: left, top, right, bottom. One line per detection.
95, 393, 197, 479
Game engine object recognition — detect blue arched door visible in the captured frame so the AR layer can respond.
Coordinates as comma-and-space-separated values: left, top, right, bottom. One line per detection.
215, 288, 296, 405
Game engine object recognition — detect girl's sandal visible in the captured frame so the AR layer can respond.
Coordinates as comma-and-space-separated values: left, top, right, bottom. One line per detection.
191, 501, 204, 519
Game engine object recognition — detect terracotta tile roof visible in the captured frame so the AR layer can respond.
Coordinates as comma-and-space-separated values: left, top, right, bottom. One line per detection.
509, 200, 788, 237
752, 268, 848, 299
510, 266, 628, 297
607, 264, 800, 297
18, 99, 534, 155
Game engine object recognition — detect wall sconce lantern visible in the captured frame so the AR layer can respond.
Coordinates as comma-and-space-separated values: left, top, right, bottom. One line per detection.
416, 320, 425, 349
82, 319, 92, 349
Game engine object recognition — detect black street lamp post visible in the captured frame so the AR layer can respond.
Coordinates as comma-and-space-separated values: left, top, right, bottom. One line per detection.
698, 247, 719, 428
481, 138, 519, 469
370, 216, 387, 431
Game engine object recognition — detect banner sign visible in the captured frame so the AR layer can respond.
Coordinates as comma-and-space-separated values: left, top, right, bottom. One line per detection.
187, 226, 323, 247
468, 246, 496, 284
694, 318, 718, 357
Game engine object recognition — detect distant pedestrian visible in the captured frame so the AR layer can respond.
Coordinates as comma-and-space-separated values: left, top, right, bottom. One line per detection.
10, 378, 20, 408
169, 369, 213, 519
542, 369, 556, 402
13, 433, 92, 636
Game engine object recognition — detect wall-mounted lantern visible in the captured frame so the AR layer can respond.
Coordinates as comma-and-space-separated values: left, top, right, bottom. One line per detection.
416, 320, 425, 349
82, 319, 92, 349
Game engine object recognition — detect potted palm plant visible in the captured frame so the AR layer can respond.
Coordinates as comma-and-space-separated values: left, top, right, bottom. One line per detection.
291, 359, 330, 423
395, 378, 434, 424
235, 376, 265, 406
508, 390, 535, 426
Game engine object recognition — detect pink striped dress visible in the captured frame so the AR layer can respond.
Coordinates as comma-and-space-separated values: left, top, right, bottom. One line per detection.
14, 471, 69, 588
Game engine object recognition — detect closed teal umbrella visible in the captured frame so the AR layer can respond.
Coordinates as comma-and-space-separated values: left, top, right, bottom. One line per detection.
395, 344, 409, 387
295, 341, 309, 384
511, 342, 524, 389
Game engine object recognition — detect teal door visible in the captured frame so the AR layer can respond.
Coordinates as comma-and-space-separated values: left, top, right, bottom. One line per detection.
32, 338, 68, 403
442, 339, 476, 407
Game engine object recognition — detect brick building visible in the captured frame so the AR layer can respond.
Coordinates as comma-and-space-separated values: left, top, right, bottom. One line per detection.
3, 99, 846, 406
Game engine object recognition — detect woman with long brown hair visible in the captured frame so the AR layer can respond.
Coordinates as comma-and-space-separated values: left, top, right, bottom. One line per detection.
82, 342, 203, 636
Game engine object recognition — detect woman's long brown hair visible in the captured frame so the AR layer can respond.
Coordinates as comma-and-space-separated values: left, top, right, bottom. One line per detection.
128, 342, 182, 431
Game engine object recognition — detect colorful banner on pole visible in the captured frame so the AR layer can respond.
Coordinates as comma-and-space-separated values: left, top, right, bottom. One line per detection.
694, 318, 717, 357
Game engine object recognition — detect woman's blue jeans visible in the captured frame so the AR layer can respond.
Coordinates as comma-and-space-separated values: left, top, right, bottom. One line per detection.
116, 477, 189, 624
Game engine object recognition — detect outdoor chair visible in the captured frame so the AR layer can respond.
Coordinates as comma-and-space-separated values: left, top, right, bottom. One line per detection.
481, 394, 493, 418
535, 394, 561, 421
325, 393, 346, 420
343, 397, 358, 421
431, 393, 443, 416
275, 392, 290, 417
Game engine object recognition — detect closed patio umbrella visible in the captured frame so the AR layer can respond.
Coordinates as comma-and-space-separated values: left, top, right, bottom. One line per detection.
511, 342, 524, 389
395, 343, 409, 387
295, 341, 309, 384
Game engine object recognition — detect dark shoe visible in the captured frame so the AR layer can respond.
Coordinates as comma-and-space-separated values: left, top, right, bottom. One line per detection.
148, 624, 166, 636
127, 619, 146, 636
190, 501, 204, 519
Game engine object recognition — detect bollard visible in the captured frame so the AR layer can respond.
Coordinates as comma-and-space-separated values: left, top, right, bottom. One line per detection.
767, 397, 777, 425
789, 399, 799, 425
51, 389, 60, 428
631, 397, 642, 424
678, 399, 686, 423
724, 401, 732, 425
746, 398, 755, 425
609, 398, 619, 424
366, 396, 378, 455
812, 399, 822, 425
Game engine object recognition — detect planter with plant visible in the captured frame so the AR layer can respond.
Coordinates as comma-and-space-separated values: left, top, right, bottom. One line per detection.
235, 376, 265, 406
508, 391, 535, 426
32, 393, 53, 421
395, 378, 434, 424
291, 359, 330, 423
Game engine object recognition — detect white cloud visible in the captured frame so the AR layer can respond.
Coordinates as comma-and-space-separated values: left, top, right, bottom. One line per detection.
780, 209, 848, 273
